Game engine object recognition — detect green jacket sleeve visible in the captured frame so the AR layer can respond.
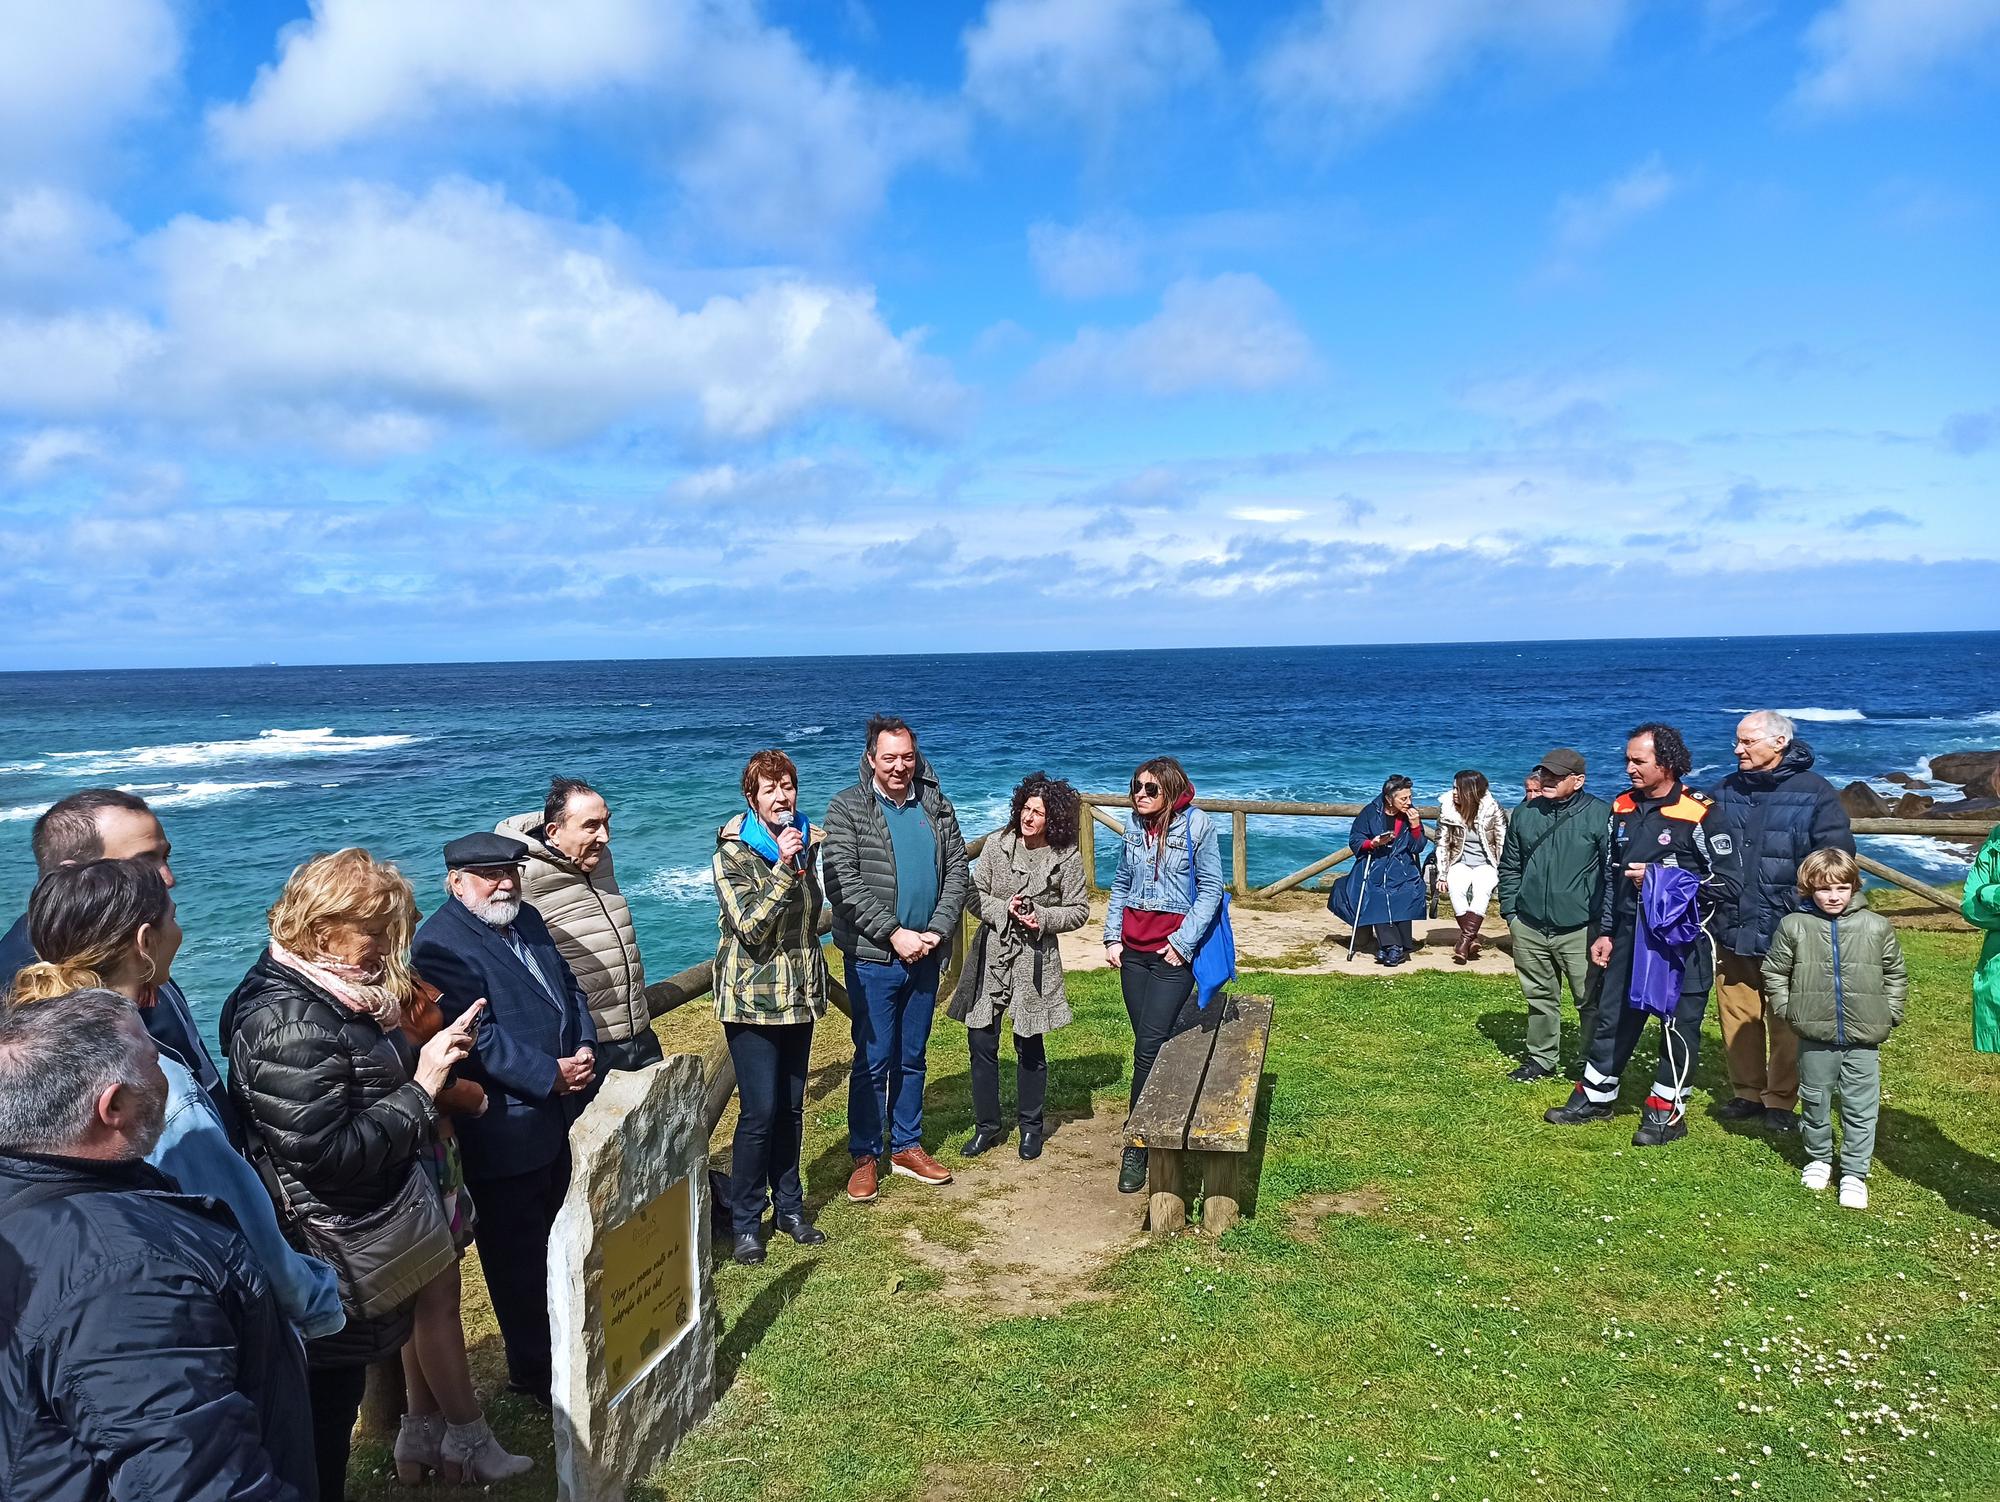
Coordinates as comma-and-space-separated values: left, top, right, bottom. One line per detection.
1881, 923, 1908, 1027
1962, 831, 2000, 931
925, 796, 970, 939
1495, 803, 1525, 919
713, 844, 801, 951
822, 792, 902, 946
1762, 918, 1797, 1023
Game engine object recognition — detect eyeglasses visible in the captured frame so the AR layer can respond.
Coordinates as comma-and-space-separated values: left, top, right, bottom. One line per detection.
1131, 779, 1163, 796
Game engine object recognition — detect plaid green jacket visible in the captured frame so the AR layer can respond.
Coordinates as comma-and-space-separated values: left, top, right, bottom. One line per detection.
712, 815, 829, 1026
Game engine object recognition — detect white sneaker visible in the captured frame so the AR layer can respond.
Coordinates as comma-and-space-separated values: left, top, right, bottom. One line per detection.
1800, 1160, 1832, 1192
1838, 1175, 1869, 1210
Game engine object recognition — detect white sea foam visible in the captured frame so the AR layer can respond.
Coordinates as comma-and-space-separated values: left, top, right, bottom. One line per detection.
47, 727, 422, 776
1865, 835, 1975, 875
0, 779, 290, 820
632, 865, 716, 904
1772, 707, 1868, 723
789, 724, 828, 738
0, 760, 47, 774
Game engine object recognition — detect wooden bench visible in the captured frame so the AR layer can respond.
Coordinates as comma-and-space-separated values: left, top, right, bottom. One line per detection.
1125, 994, 1273, 1236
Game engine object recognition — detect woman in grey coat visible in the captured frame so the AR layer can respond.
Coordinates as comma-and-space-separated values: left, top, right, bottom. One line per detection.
947, 774, 1090, 1161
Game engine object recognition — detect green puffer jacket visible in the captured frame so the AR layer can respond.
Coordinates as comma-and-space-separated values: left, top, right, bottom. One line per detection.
1496, 791, 1611, 934
822, 753, 969, 965
1962, 826, 2000, 1053
1762, 897, 1907, 1046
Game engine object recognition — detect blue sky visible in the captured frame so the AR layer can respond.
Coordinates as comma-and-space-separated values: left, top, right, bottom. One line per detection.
1, 0, 1996, 669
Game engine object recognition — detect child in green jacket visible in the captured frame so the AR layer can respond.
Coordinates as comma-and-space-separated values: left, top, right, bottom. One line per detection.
1763, 847, 1907, 1210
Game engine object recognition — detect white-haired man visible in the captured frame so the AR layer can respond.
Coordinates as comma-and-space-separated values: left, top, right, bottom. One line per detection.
1709, 709, 1855, 1130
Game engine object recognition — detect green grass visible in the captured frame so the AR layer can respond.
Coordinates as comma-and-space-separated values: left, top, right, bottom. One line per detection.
351, 929, 2000, 1502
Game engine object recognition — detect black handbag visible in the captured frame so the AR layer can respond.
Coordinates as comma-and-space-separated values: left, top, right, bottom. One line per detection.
292, 1161, 456, 1321
245, 1117, 454, 1321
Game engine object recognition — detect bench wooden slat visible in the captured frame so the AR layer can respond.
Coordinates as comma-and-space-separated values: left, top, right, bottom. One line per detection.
1125, 1013, 1221, 1149
1184, 997, 1273, 1153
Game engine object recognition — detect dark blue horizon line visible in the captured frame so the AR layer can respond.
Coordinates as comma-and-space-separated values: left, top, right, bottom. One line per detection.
3, 626, 1997, 679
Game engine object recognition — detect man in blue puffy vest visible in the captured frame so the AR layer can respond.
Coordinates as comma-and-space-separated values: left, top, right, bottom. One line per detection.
1709, 711, 1855, 1131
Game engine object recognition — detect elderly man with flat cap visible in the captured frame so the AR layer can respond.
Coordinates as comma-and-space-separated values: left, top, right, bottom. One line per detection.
412, 832, 597, 1407
1496, 747, 1612, 1082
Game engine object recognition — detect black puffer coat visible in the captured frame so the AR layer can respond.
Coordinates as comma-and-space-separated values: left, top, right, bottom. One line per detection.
1709, 740, 1857, 957
0, 1151, 314, 1502
219, 949, 437, 1366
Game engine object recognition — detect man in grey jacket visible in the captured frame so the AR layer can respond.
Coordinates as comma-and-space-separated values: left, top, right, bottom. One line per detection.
822, 715, 969, 1202
497, 777, 662, 1073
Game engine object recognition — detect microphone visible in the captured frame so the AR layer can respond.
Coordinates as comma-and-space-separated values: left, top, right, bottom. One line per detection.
770, 809, 804, 870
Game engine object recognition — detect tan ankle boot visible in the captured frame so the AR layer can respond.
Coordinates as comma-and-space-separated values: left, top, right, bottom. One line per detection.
440, 1417, 533, 1485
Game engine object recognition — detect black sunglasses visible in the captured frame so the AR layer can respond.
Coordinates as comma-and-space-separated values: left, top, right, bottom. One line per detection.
1131, 779, 1163, 795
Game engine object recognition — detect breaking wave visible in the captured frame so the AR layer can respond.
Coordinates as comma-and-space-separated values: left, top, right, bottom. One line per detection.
47, 727, 423, 776
631, 865, 716, 904
1, 779, 291, 821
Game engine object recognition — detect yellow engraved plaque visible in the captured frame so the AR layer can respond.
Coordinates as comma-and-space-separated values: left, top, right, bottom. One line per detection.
599, 1174, 695, 1404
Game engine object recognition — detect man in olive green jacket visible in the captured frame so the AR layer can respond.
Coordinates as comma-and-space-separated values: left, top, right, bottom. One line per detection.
1496, 748, 1612, 1082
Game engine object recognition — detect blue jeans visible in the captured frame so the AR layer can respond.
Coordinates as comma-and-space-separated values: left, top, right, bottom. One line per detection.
846, 954, 940, 1156
724, 1021, 814, 1226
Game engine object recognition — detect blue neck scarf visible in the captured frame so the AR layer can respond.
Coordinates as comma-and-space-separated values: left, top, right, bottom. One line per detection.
740, 808, 812, 866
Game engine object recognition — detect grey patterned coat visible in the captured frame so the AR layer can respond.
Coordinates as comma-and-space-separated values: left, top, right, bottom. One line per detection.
947, 831, 1090, 1037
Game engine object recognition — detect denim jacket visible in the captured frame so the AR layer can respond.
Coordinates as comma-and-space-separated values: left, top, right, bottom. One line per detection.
150, 1055, 346, 1341
1103, 806, 1225, 958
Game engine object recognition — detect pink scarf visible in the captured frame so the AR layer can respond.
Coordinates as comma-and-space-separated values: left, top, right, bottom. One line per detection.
269, 941, 403, 1028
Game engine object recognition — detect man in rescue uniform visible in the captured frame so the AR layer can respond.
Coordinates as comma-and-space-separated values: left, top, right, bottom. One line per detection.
1544, 721, 1738, 1147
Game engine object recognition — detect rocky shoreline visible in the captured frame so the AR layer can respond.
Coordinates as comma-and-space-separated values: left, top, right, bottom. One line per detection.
1838, 749, 2000, 835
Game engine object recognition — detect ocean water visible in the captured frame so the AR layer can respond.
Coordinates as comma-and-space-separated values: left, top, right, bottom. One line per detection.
2, 633, 1995, 1037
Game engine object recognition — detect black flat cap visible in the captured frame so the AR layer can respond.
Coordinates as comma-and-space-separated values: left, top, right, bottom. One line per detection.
443, 832, 529, 870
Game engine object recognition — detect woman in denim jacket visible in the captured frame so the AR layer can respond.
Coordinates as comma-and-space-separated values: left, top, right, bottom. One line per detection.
1103, 756, 1224, 1194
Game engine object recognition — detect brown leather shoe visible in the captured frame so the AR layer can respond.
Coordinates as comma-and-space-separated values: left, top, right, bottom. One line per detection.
889, 1146, 953, 1185
846, 1156, 879, 1203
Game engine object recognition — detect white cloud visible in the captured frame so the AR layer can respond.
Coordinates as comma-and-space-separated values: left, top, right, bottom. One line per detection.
1032, 274, 1317, 397
211, 0, 679, 153
0, 0, 180, 180
1255, 0, 1633, 146
0, 187, 130, 303
0, 181, 962, 448
7, 427, 104, 483
1794, 0, 2000, 112
209, 0, 961, 246
1027, 218, 1147, 299
964, 0, 1219, 129
1542, 154, 1679, 277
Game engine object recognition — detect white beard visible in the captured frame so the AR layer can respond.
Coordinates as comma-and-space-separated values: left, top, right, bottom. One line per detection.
465, 893, 523, 928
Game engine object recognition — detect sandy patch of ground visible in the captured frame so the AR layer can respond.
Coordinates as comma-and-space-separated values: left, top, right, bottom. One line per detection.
894, 1108, 1145, 1315
1058, 894, 1519, 978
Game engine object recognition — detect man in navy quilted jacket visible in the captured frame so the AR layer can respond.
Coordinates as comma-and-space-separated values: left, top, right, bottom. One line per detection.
1709, 711, 1855, 1132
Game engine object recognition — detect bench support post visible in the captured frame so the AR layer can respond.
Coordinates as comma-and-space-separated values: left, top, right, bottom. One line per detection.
1146, 1148, 1187, 1237
1199, 1153, 1241, 1236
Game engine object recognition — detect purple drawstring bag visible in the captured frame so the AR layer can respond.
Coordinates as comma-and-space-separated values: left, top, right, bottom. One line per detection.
1630, 864, 1702, 1015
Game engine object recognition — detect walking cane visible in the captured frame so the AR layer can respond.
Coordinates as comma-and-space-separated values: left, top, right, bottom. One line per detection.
1345, 846, 1376, 962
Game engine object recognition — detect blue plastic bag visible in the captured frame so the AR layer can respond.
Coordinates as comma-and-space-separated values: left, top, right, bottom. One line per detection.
1185, 815, 1236, 1008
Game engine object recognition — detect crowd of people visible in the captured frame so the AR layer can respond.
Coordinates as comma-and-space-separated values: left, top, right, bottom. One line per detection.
2, 706, 1993, 1501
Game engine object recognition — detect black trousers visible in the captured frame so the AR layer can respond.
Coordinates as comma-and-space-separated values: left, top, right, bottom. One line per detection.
1371, 919, 1414, 952
1120, 949, 1198, 1110
307, 1362, 368, 1502
724, 1019, 814, 1228
967, 1020, 1048, 1133
467, 1153, 571, 1400
593, 1027, 664, 1073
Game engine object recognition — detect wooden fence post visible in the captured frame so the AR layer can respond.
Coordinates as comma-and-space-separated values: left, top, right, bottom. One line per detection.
1231, 810, 1248, 897
1078, 799, 1097, 891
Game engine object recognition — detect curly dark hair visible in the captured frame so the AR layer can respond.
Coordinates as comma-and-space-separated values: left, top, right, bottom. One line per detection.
1627, 721, 1693, 780
1008, 772, 1080, 850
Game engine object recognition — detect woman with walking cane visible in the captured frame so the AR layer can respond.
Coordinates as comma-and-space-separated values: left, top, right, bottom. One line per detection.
1329, 775, 1431, 967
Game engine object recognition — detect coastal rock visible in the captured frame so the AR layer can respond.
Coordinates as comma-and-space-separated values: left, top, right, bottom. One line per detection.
1883, 772, 1932, 790
550, 1056, 717, 1502
1965, 767, 2000, 800
1893, 793, 1936, 818
1928, 751, 2000, 786
1921, 797, 2000, 823
1840, 782, 1891, 820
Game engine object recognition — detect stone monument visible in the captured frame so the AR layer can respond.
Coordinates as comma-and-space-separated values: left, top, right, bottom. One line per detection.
550, 1053, 718, 1502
